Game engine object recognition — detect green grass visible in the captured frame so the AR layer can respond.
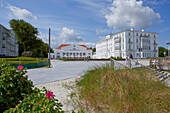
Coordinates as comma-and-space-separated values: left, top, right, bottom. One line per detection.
71, 65, 170, 113
0, 57, 48, 65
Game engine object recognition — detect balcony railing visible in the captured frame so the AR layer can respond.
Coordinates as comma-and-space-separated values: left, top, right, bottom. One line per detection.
153, 50, 157, 52
128, 41, 132, 44
153, 43, 158, 45
128, 49, 133, 51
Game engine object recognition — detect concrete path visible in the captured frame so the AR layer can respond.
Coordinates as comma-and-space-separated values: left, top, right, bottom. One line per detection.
27, 60, 109, 85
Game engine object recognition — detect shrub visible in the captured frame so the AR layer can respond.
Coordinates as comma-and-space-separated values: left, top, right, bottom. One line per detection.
116, 56, 120, 60
59, 58, 67, 61
110, 56, 114, 59
113, 57, 116, 60
4, 87, 64, 113
0, 59, 34, 112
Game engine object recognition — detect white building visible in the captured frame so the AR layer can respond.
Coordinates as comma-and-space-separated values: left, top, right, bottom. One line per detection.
96, 29, 159, 59
50, 44, 92, 59
0, 24, 19, 57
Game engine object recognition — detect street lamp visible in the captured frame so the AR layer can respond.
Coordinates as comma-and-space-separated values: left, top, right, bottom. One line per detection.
167, 42, 170, 58
48, 28, 51, 67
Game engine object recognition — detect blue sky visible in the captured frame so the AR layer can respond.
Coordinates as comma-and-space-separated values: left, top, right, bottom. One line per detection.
0, 0, 170, 49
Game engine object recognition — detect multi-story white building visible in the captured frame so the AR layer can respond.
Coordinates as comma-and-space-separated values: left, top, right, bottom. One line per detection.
50, 44, 92, 59
96, 29, 159, 59
0, 24, 18, 57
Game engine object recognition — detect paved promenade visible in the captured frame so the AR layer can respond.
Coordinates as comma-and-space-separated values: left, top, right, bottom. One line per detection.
27, 60, 109, 85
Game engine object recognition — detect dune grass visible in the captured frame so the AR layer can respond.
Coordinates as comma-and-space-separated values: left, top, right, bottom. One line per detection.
72, 64, 170, 113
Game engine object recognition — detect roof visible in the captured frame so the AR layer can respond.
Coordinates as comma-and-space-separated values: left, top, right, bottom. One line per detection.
78, 45, 91, 50
97, 29, 159, 44
57, 44, 71, 49
57, 44, 91, 50
0, 24, 10, 32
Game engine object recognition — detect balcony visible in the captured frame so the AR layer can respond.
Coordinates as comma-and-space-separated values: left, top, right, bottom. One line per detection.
128, 49, 133, 51
128, 41, 132, 44
153, 43, 158, 46
153, 50, 157, 52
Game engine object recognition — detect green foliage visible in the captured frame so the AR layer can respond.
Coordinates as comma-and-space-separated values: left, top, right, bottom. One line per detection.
158, 47, 168, 57
0, 59, 34, 112
9, 19, 38, 52
0, 59, 83, 112
4, 88, 64, 113
0, 57, 48, 65
74, 65, 170, 112
110, 56, 114, 59
59, 58, 67, 61
9, 19, 54, 57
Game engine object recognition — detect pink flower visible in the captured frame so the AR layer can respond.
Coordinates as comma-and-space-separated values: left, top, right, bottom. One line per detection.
46, 91, 54, 99
17, 65, 23, 69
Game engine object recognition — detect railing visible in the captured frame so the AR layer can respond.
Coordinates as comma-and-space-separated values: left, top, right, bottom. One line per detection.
153, 50, 158, 52
128, 41, 132, 44
153, 43, 158, 45
110, 58, 129, 70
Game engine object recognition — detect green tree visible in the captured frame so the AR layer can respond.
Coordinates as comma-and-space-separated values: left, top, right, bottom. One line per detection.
9, 19, 38, 51
9, 19, 54, 57
158, 47, 168, 57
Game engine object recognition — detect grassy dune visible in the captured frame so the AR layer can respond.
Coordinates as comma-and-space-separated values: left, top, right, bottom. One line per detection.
72, 64, 170, 113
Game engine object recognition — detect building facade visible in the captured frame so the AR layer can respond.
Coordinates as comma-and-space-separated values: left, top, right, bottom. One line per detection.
0, 24, 18, 57
96, 29, 159, 59
50, 44, 92, 59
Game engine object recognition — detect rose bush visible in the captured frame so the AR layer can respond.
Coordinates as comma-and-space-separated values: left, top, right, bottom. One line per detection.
0, 59, 83, 113
0, 59, 33, 112
4, 87, 64, 113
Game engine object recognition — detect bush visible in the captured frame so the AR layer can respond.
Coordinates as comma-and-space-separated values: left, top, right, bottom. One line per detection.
4, 88, 64, 113
116, 56, 120, 60
0, 59, 34, 112
59, 58, 67, 61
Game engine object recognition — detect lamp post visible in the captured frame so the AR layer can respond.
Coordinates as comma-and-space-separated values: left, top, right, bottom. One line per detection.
167, 42, 170, 58
48, 28, 51, 67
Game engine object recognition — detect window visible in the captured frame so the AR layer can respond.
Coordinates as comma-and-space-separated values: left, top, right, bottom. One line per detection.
2, 44, 5, 48
63, 53, 65, 55
136, 33, 138, 36
154, 35, 156, 38
129, 33, 130, 36
148, 34, 150, 37
83, 53, 86, 56
136, 39, 138, 42
2, 37, 5, 40
137, 45, 138, 49
129, 45, 131, 49
129, 38, 131, 42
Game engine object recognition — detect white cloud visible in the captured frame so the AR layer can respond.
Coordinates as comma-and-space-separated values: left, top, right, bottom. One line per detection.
105, 0, 161, 29
80, 42, 96, 47
59, 27, 84, 43
99, 36, 106, 41
144, 0, 170, 5
7, 4, 37, 20
38, 32, 60, 49
96, 29, 107, 35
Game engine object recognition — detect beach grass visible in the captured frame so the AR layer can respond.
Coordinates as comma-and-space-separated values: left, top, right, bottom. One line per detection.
71, 64, 170, 112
